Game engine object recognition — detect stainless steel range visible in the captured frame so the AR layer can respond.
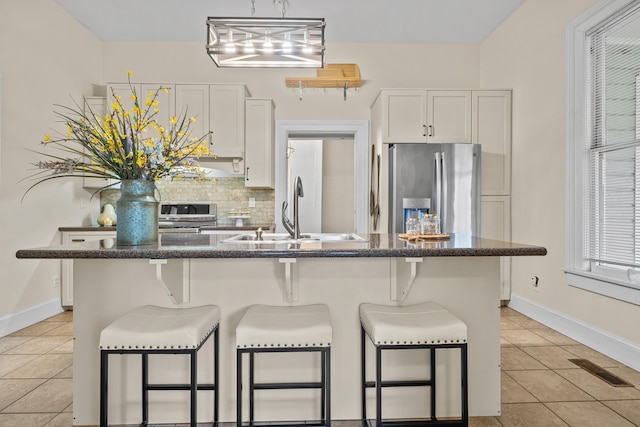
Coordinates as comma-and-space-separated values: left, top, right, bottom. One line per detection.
158, 203, 217, 230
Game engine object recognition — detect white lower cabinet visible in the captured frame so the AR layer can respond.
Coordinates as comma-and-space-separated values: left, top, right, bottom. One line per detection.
481, 196, 511, 300
60, 230, 116, 307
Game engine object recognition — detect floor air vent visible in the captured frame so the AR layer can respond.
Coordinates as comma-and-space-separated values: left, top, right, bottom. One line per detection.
569, 359, 633, 387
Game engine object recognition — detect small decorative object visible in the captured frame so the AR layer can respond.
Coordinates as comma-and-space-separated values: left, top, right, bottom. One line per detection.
25, 71, 214, 246
97, 203, 117, 227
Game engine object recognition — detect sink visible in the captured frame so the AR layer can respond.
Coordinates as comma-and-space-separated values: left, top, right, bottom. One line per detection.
221, 233, 368, 244
304, 233, 368, 242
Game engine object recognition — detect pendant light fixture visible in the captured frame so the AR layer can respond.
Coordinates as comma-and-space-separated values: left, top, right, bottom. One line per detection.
206, 0, 325, 68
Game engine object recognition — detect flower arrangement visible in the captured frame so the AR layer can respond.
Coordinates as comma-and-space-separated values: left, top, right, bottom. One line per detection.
25, 71, 212, 194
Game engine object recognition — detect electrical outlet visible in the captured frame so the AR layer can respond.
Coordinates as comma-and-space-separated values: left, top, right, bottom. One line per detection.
530, 275, 539, 290
52, 274, 60, 288
249, 197, 256, 208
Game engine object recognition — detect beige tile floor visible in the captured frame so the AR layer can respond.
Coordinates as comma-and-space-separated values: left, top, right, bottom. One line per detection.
1, 307, 639, 426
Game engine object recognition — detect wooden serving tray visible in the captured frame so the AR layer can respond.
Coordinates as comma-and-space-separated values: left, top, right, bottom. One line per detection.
399, 233, 451, 241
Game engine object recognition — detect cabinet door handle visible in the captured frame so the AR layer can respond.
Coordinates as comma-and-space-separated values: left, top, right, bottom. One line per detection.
246, 167, 250, 181
428, 125, 434, 137
71, 239, 86, 243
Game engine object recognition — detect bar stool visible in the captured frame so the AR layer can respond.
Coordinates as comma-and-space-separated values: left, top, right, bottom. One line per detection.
236, 304, 332, 427
360, 302, 468, 427
99, 305, 221, 427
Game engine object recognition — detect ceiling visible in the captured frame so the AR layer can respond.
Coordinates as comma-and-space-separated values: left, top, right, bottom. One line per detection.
53, 0, 525, 44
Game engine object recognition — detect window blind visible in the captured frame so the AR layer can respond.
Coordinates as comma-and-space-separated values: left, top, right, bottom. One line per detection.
587, 1, 640, 273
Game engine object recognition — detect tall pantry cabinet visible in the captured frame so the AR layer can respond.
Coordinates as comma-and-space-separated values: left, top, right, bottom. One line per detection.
371, 89, 513, 300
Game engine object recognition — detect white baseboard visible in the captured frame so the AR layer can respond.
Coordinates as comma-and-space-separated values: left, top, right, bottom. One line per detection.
0, 299, 64, 337
508, 294, 640, 371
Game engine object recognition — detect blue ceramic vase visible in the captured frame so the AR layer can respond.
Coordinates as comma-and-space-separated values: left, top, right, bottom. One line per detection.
116, 180, 159, 246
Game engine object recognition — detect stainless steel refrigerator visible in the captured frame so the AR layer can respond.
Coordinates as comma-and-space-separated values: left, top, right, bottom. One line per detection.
389, 143, 481, 235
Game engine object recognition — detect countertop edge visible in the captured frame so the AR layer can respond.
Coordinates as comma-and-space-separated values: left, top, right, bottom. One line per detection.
16, 246, 547, 259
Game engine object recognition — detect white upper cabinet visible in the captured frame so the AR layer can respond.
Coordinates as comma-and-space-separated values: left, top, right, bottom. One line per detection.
210, 85, 248, 158
472, 90, 512, 196
427, 90, 472, 143
175, 84, 249, 159
175, 84, 210, 146
372, 89, 471, 143
244, 99, 275, 189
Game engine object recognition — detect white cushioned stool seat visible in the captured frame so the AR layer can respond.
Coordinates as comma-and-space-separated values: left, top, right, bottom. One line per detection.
100, 305, 221, 350
360, 301, 467, 345
236, 304, 332, 348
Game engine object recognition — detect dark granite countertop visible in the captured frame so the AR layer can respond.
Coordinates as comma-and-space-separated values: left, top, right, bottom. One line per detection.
17, 233, 547, 259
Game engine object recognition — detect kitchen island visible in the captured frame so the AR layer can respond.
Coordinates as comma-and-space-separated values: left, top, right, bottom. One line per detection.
17, 233, 546, 426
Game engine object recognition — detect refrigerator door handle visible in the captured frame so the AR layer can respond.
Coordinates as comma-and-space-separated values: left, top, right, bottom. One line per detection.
434, 152, 442, 219
441, 151, 448, 232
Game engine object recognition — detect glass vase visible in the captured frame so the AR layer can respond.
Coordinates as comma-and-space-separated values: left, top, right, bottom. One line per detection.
116, 179, 159, 246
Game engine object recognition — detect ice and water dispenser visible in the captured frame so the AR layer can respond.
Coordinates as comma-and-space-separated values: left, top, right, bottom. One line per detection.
402, 198, 431, 233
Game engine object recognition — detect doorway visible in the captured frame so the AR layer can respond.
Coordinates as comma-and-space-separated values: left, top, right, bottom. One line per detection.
275, 120, 369, 233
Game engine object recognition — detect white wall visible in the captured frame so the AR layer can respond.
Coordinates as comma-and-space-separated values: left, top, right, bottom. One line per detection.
0, 0, 103, 328
480, 0, 640, 347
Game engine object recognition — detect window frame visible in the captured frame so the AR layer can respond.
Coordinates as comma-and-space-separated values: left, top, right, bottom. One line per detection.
567, 0, 640, 305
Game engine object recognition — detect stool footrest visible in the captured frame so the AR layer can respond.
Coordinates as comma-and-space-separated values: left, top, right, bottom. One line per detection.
253, 381, 323, 390
241, 421, 328, 427
146, 383, 216, 391
363, 419, 465, 427
364, 380, 432, 388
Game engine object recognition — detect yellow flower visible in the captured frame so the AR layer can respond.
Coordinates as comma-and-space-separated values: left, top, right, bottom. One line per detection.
127, 70, 133, 77
190, 117, 196, 123
43, 134, 51, 143
170, 116, 177, 125
162, 87, 169, 94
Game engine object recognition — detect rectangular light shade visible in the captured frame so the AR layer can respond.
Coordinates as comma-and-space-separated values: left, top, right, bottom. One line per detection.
206, 17, 325, 68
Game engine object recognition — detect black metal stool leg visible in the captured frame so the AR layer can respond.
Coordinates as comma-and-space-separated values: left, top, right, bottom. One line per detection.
325, 348, 331, 427
361, 327, 367, 426
190, 349, 197, 427
462, 345, 468, 427
375, 346, 382, 427
321, 350, 326, 421
214, 328, 219, 426
430, 347, 436, 421
237, 350, 243, 427
100, 351, 108, 427
142, 353, 149, 425
249, 351, 255, 425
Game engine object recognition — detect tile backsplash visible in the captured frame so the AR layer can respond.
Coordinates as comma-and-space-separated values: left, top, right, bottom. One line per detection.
100, 177, 275, 227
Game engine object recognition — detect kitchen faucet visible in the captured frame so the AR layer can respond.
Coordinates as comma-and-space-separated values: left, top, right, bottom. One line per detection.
282, 176, 304, 239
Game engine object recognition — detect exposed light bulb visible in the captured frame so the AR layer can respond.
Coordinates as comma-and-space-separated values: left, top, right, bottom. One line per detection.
282, 32, 292, 53
225, 30, 236, 53
303, 29, 312, 54
244, 34, 255, 53
263, 31, 273, 54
